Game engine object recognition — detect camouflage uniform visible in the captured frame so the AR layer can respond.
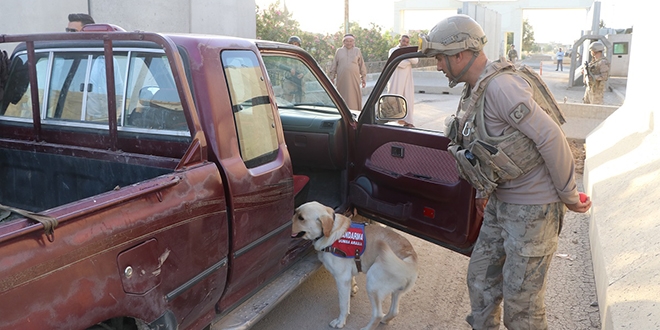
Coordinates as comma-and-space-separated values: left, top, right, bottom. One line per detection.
466, 195, 566, 330
583, 56, 610, 104
282, 63, 305, 103
461, 71, 576, 330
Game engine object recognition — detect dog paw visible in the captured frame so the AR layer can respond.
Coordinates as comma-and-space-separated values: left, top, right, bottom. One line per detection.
330, 318, 346, 328
381, 313, 395, 324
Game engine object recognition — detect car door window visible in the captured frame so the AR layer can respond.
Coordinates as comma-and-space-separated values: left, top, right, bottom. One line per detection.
221, 50, 279, 168
262, 55, 337, 112
377, 56, 456, 132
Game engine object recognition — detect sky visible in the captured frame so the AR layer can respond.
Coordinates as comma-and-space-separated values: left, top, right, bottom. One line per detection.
255, 0, 637, 45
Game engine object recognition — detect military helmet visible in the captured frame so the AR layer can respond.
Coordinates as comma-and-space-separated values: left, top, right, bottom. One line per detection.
420, 15, 488, 56
288, 36, 302, 46
589, 41, 604, 52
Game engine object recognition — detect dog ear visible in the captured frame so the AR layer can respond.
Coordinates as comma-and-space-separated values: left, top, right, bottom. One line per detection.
319, 212, 334, 238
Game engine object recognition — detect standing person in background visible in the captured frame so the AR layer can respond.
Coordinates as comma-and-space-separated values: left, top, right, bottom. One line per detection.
507, 44, 517, 63
420, 14, 591, 330
556, 47, 565, 71
387, 35, 418, 127
66, 13, 95, 32
328, 34, 367, 111
583, 41, 610, 104
281, 36, 305, 103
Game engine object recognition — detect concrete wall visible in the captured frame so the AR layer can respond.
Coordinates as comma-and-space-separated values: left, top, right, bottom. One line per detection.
583, 12, 660, 330
461, 3, 501, 62
0, 0, 256, 53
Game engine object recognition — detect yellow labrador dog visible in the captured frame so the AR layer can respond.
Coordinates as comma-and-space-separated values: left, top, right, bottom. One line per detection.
291, 201, 418, 330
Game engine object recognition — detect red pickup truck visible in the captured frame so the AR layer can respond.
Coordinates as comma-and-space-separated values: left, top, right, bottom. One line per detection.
0, 25, 480, 330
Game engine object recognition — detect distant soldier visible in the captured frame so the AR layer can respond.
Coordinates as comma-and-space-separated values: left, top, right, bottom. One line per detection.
583, 41, 610, 104
281, 36, 305, 103
507, 44, 518, 63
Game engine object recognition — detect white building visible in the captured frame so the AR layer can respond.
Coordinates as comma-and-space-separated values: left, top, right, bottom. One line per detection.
0, 0, 257, 53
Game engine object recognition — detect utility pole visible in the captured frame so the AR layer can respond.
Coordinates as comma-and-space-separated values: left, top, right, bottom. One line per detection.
344, 0, 349, 34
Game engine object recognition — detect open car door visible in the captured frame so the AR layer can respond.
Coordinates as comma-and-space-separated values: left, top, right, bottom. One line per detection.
348, 47, 481, 255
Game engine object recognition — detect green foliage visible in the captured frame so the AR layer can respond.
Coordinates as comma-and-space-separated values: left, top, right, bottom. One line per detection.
522, 19, 535, 52
256, 2, 422, 71
255, 1, 300, 43
339, 22, 390, 62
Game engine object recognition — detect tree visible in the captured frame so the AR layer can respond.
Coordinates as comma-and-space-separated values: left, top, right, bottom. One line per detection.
256, 0, 299, 44
522, 19, 535, 52
256, 2, 399, 73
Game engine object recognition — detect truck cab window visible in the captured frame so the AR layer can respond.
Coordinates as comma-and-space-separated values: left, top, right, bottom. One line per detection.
46, 52, 127, 123
221, 50, 279, 168
124, 52, 188, 131
0, 54, 48, 119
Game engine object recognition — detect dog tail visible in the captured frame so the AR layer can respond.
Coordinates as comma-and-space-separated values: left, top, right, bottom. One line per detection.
374, 240, 418, 290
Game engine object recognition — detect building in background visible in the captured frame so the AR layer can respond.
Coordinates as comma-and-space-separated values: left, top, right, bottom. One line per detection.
393, 0, 593, 60
0, 0, 256, 53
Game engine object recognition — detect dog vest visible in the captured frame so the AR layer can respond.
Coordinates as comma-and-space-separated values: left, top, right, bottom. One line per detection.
322, 222, 366, 272
444, 58, 566, 196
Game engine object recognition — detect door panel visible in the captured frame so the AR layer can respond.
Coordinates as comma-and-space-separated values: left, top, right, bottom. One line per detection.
350, 124, 480, 254
348, 47, 481, 255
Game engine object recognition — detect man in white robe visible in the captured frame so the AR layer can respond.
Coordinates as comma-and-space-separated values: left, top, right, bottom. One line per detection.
328, 34, 367, 111
387, 35, 418, 127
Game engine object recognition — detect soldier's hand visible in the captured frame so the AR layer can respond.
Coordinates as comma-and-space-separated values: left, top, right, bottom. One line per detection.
566, 197, 591, 213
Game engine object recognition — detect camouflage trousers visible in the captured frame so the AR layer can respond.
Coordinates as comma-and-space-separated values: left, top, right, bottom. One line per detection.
583, 81, 606, 104
466, 195, 566, 330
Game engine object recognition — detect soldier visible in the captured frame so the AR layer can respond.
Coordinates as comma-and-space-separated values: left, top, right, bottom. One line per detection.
420, 15, 591, 329
507, 44, 517, 63
281, 36, 305, 103
583, 41, 610, 104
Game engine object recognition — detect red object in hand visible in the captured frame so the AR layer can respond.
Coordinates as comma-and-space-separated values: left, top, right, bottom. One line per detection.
579, 192, 588, 203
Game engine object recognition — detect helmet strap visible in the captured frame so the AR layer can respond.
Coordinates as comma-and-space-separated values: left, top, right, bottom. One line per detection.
446, 52, 478, 88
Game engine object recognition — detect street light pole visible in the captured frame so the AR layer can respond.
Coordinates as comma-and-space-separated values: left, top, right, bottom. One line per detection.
344, 0, 349, 34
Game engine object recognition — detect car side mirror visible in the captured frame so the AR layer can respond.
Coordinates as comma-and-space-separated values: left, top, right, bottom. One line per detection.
376, 94, 407, 120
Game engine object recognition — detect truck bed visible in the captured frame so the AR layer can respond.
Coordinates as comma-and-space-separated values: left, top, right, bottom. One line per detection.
0, 144, 176, 213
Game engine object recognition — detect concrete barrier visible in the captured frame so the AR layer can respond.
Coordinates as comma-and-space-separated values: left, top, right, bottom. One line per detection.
560, 103, 619, 140
584, 15, 660, 330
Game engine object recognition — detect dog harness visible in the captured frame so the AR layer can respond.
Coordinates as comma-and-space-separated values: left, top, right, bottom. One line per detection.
322, 222, 366, 272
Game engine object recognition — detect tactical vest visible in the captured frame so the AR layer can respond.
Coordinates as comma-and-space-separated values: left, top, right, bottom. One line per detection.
444, 58, 566, 196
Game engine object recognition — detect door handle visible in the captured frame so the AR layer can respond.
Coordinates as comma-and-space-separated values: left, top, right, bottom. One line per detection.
391, 145, 404, 158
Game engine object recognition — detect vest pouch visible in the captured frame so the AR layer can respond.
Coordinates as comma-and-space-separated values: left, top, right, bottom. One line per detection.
448, 144, 497, 196
470, 139, 524, 181
444, 114, 459, 142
